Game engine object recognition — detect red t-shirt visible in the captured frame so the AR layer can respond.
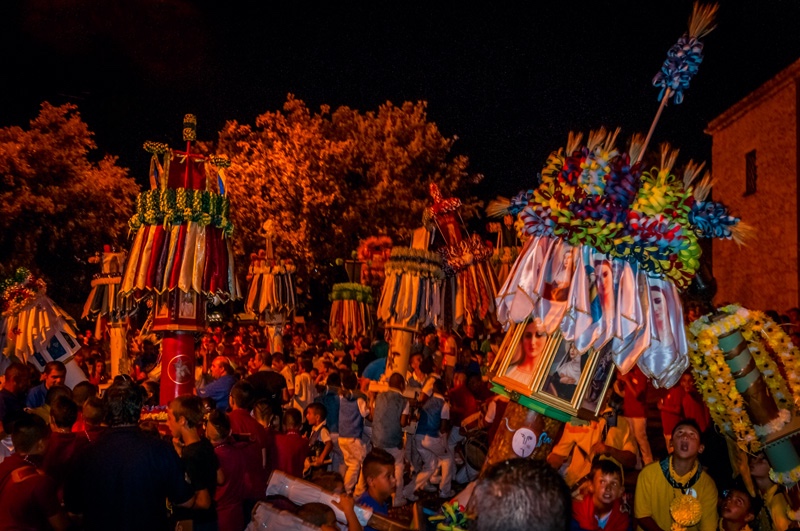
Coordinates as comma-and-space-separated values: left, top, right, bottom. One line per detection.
0, 454, 62, 530
572, 491, 630, 531
682, 392, 711, 433
271, 430, 309, 479
448, 385, 480, 426
229, 408, 274, 498
213, 439, 248, 531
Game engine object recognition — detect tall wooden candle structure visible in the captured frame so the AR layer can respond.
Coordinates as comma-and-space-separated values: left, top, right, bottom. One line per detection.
121, 115, 240, 404
245, 220, 296, 354
82, 245, 134, 377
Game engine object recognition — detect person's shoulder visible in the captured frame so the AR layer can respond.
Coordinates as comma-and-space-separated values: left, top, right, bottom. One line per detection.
636, 460, 664, 482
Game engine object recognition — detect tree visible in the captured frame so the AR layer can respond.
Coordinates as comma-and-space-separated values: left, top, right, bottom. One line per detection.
216, 95, 482, 308
0, 103, 140, 311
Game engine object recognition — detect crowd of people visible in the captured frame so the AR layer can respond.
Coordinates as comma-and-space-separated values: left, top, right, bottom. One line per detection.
1, 306, 799, 531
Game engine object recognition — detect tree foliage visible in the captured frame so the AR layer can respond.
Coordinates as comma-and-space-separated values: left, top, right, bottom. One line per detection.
217, 95, 482, 297
0, 103, 140, 309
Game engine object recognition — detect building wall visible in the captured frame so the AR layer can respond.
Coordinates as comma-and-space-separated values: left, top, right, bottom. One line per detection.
710, 81, 798, 312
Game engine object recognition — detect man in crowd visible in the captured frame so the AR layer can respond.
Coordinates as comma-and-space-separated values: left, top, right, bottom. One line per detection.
0, 413, 71, 530
468, 458, 571, 531
370, 372, 409, 507
197, 356, 237, 410
26, 361, 66, 409
64, 381, 195, 530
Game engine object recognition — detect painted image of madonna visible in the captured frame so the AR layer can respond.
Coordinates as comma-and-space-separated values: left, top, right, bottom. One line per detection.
503, 318, 547, 388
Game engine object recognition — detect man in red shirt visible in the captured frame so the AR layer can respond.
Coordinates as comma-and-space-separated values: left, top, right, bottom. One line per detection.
271, 408, 309, 479
0, 413, 70, 530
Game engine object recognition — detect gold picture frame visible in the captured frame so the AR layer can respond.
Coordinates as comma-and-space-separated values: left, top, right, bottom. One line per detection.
491, 321, 617, 419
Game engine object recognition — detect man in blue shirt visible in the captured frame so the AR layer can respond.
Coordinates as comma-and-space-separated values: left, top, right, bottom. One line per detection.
197, 356, 237, 410
26, 361, 66, 409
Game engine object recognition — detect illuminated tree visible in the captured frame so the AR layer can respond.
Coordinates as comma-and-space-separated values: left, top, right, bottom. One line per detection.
217, 95, 482, 293
0, 103, 139, 307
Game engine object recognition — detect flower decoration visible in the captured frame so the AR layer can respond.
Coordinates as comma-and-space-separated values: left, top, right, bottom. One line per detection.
687, 305, 800, 453
769, 463, 800, 487
329, 283, 374, 304
652, 3, 718, 105
520, 131, 742, 288
429, 500, 470, 531
670, 494, 702, 531
128, 188, 234, 236
1, 268, 47, 317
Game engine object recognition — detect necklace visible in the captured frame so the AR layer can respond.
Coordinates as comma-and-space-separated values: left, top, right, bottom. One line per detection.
662, 456, 702, 493
719, 518, 752, 531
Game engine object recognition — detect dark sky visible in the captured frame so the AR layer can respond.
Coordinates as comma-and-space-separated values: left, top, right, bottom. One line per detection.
3, 1, 800, 201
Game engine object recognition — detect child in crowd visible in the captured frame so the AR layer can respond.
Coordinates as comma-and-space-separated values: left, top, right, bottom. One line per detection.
305, 402, 332, 478
272, 408, 309, 479
571, 456, 630, 531
338, 370, 369, 496
357, 448, 397, 531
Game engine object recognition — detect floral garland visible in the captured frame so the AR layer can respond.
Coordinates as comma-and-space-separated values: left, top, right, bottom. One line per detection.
687, 305, 800, 453
329, 283, 373, 304
718, 521, 752, 531
769, 463, 800, 487
128, 188, 233, 236
1, 268, 47, 317
384, 248, 445, 279
688, 305, 758, 452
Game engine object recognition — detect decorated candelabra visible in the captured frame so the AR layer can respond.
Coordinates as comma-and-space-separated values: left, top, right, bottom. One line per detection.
0, 268, 87, 387
245, 220, 296, 354
377, 225, 445, 377
120, 115, 240, 404
329, 256, 375, 345
688, 307, 800, 520
486, 190, 531, 285
478, 3, 748, 472
82, 245, 135, 377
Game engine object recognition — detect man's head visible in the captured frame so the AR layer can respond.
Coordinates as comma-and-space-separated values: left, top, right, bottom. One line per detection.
72, 381, 98, 407
271, 353, 285, 371
388, 372, 406, 392
670, 419, 704, 459
453, 372, 467, 389
341, 370, 358, 392
297, 502, 337, 529
2, 362, 30, 394
361, 448, 397, 503
82, 396, 106, 428
720, 487, 759, 526
43, 361, 67, 389
305, 402, 327, 427
11, 413, 50, 455
210, 356, 233, 379
410, 353, 423, 371
748, 452, 770, 480
468, 458, 571, 531
50, 395, 79, 430
206, 409, 231, 443
167, 395, 205, 437
679, 371, 696, 394
283, 408, 302, 430
104, 382, 143, 427
230, 380, 256, 410
589, 457, 624, 511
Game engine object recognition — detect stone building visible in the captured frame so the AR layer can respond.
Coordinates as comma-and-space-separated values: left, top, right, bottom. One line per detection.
706, 58, 800, 312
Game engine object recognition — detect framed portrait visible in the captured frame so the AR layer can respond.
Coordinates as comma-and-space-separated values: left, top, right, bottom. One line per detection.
491, 317, 558, 396
491, 322, 617, 419
577, 342, 616, 419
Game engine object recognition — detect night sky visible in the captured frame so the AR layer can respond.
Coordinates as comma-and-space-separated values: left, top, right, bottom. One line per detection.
3, 1, 800, 202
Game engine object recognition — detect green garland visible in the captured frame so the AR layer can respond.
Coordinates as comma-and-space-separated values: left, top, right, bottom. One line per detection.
128, 188, 233, 236
329, 283, 374, 304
